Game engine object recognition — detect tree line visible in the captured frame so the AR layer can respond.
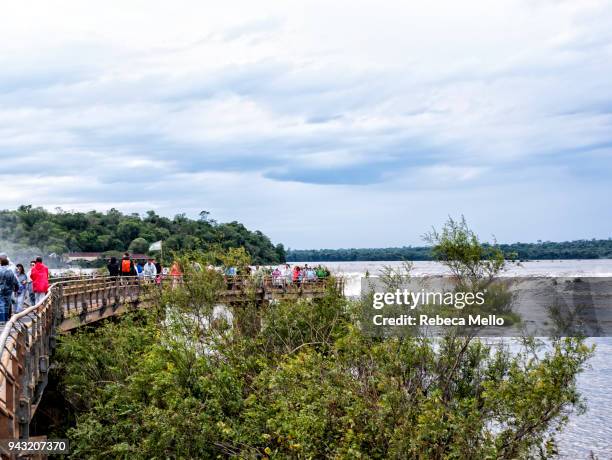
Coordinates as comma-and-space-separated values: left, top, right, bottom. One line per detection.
0, 205, 285, 265
287, 238, 612, 261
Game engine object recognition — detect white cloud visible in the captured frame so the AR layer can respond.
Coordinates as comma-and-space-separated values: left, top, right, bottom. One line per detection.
0, 0, 611, 247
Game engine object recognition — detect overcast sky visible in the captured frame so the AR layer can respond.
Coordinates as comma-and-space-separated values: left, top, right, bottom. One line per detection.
1, 1, 611, 248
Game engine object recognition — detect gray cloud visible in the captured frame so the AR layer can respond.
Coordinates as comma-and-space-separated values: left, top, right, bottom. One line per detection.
0, 0, 611, 247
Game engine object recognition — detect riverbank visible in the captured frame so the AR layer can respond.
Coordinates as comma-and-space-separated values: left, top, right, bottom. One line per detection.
287, 240, 612, 262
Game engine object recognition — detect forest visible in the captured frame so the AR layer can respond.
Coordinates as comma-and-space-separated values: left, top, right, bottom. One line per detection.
287, 238, 612, 262
0, 205, 285, 265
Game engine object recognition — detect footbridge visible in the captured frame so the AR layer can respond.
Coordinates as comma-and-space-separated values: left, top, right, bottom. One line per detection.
0, 274, 341, 443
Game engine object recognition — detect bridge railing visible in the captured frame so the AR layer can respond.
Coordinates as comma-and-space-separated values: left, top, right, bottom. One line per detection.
61, 276, 145, 319
223, 274, 341, 290
0, 277, 148, 440
0, 283, 61, 440
49, 273, 101, 283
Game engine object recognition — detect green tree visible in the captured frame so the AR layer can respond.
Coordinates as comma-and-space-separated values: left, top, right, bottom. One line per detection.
0, 206, 283, 266
116, 221, 141, 246
128, 237, 149, 254
218, 246, 251, 271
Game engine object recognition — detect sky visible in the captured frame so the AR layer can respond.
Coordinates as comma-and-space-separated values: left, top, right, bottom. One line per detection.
1, 0, 611, 249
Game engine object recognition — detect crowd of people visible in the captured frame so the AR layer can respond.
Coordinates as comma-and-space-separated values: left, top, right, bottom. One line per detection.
269, 263, 330, 286
0, 251, 332, 325
0, 250, 180, 324
107, 253, 164, 280
108, 254, 331, 289
229, 263, 331, 288
106, 252, 183, 285
0, 253, 50, 324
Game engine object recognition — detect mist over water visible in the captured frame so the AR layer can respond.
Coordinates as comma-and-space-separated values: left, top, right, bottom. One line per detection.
0, 237, 71, 268
324, 260, 612, 297
295, 260, 612, 458
0, 239, 46, 267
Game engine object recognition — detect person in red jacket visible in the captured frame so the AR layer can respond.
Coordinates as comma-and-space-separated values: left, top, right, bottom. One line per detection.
169, 261, 182, 289
292, 266, 302, 286
30, 256, 49, 305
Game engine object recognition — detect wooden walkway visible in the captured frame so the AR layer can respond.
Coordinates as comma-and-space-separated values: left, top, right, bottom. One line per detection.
58, 276, 339, 330
0, 274, 341, 443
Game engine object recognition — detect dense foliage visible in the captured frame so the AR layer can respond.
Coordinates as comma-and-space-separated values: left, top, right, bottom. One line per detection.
0, 205, 285, 265
49, 221, 593, 459
287, 238, 612, 261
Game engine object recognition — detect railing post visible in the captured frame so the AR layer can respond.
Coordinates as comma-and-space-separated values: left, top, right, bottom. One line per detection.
51, 285, 63, 349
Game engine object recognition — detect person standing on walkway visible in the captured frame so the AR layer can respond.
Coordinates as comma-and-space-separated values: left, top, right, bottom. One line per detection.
30, 257, 49, 305
135, 262, 144, 277
305, 266, 317, 282
283, 264, 292, 286
272, 266, 283, 287
292, 266, 302, 286
0, 254, 18, 323
107, 256, 120, 278
154, 259, 163, 284
119, 253, 136, 277
143, 258, 157, 280
27, 261, 36, 305
170, 261, 182, 289
14, 264, 28, 313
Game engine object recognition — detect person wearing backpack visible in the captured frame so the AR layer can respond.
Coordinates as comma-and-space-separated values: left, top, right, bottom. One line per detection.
119, 253, 136, 277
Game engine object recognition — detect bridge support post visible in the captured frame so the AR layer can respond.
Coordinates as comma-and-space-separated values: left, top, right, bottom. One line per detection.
17, 327, 32, 440
17, 398, 30, 439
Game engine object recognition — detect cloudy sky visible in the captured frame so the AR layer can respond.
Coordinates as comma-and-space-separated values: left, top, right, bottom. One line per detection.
1, 0, 611, 248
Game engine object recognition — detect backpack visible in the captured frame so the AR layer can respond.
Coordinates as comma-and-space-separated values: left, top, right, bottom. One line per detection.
121, 259, 132, 274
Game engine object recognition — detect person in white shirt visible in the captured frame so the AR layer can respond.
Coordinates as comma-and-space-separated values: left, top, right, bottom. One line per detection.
281, 264, 292, 286
143, 258, 158, 280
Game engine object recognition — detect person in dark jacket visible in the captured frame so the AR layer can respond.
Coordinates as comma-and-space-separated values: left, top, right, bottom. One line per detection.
107, 257, 120, 277
0, 254, 18, 323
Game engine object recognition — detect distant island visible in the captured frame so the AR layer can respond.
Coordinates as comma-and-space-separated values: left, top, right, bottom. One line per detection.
287, 239, 612, 262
